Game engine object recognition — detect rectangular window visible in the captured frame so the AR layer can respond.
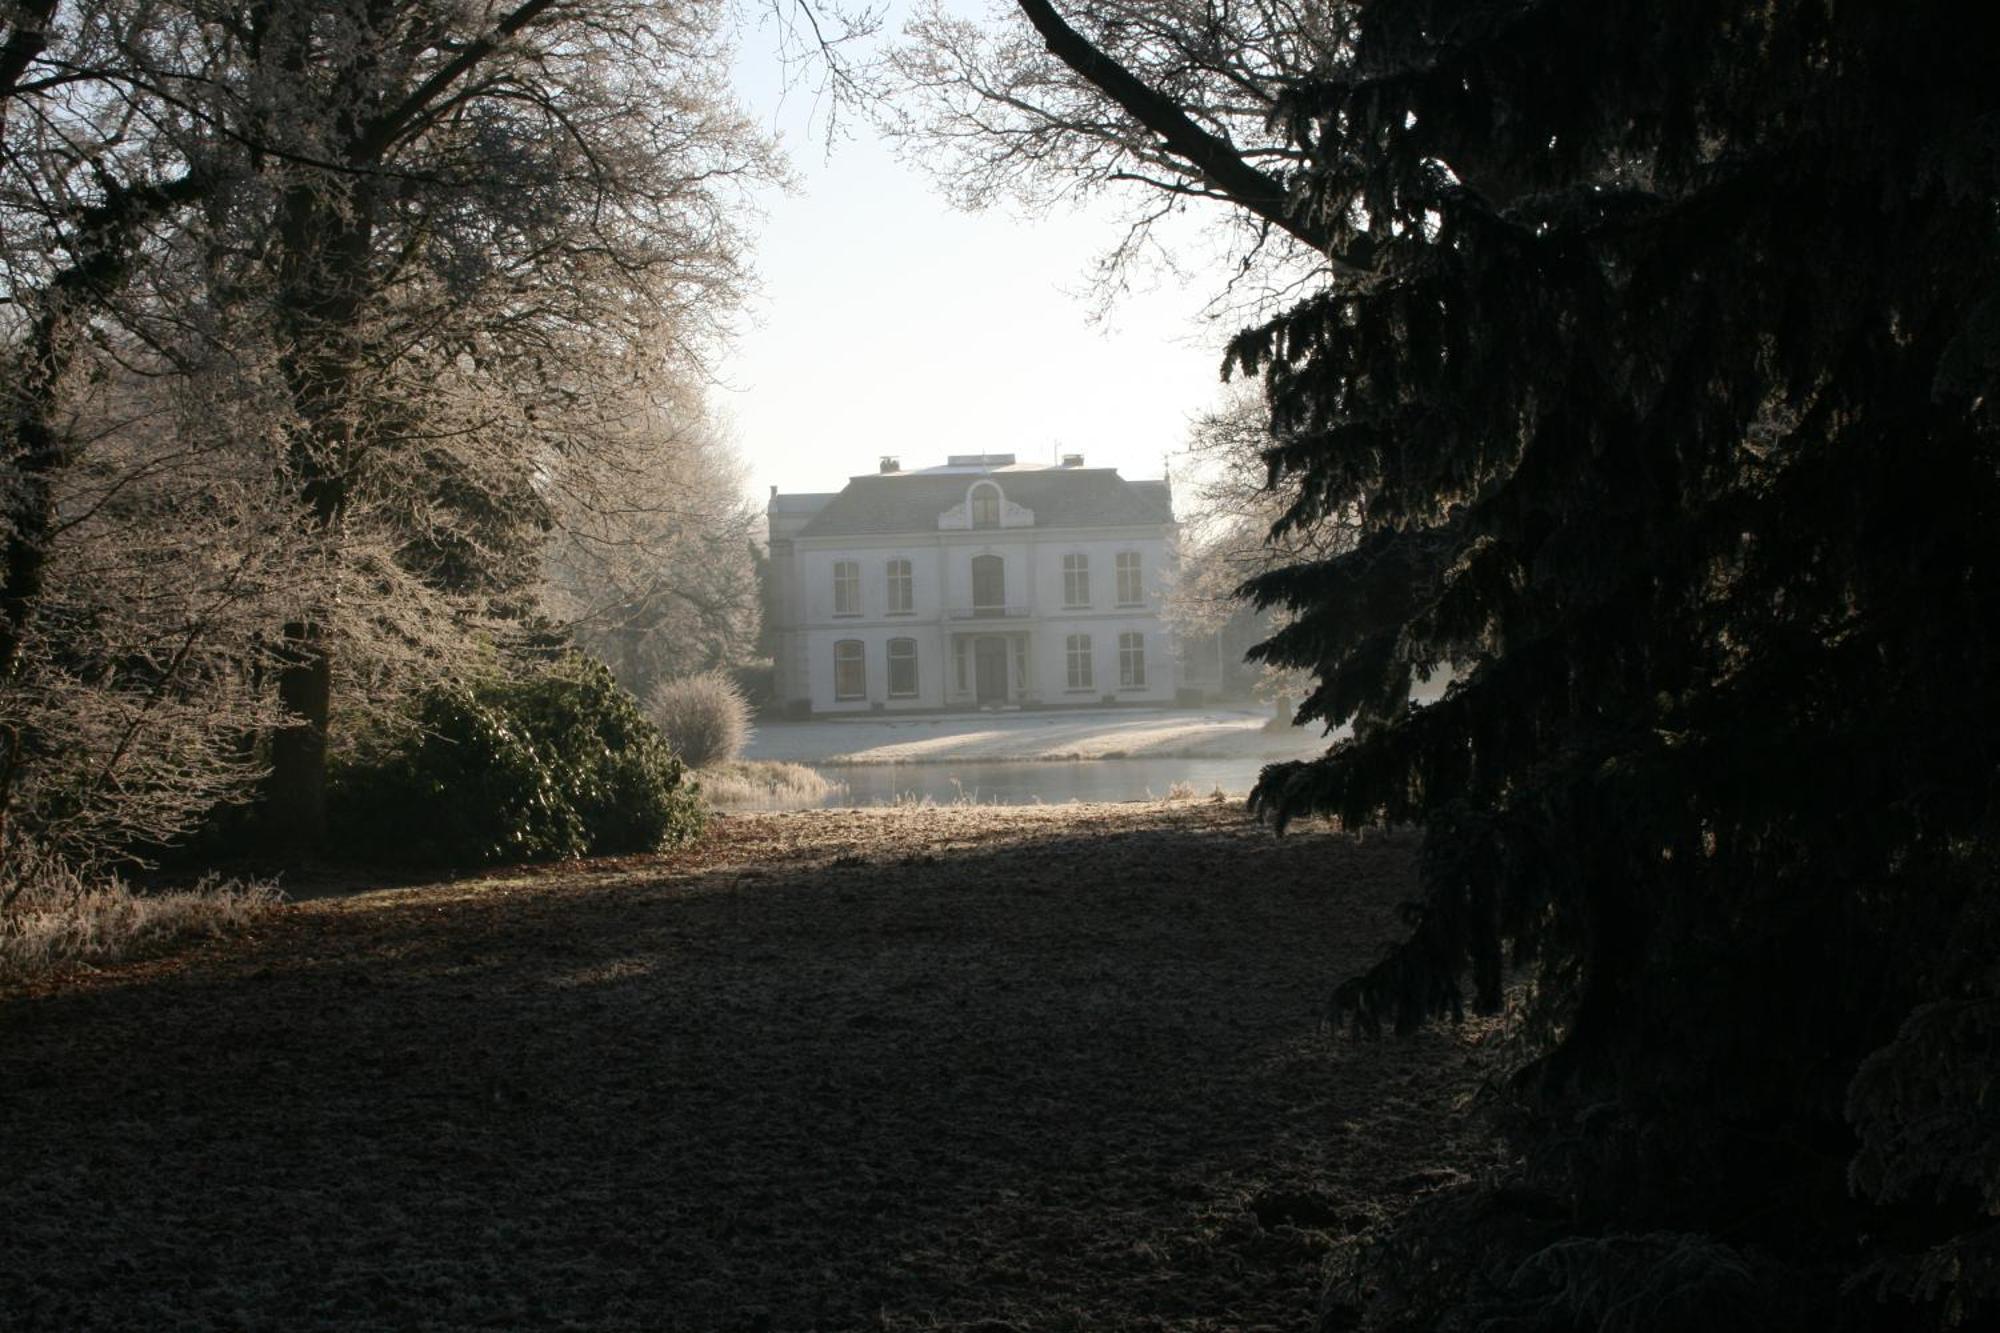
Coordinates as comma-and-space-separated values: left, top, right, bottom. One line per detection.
1115, 551, 1143, 605
953, 636, 969, 692
833, 560, 860, 616
888, 638, 918, 697
1065, 633, 1094, 691
1062, 553, 1090, 607
1119, 631, 1146, 688
834, 640, 865, 700
886, 558, 913, 614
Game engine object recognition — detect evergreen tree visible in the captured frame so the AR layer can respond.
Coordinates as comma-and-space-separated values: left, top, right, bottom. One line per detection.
1218, 1, 1999, 1323
905, 0, 1998, 1322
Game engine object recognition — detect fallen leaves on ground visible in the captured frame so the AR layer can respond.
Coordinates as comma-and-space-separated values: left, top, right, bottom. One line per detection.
0, 802, 1504, 1331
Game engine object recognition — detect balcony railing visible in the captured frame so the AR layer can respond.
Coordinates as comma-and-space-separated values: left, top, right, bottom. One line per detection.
948, 604, 1032, 620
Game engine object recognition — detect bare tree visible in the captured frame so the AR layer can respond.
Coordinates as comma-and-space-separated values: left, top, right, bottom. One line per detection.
541, 384, 764, 701
876, 0, 1341, 311
153, 0, 782, 848
3, 0, 782, 862
1164, 381, 1350, 703
1, 0, 259, 860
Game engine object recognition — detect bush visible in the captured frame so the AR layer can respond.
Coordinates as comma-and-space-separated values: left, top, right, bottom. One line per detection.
646, 671, 751, 770
330, 654, 704, 867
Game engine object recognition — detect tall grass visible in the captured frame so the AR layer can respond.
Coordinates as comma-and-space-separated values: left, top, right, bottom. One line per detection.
1, 847, 278, 986
697, 759, 840, 810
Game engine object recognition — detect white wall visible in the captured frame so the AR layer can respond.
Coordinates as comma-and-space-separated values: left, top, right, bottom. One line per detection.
783, 528, 1178, 712
798, 544, 942, 623
804, 623, 950, 712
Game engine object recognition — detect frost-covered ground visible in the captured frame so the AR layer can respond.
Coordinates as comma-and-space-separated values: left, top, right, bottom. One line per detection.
1, 803, 1500, 1331
746, 705, 1337, 766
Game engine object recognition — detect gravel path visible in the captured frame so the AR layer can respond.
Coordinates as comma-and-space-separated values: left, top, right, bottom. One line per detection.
1, 803, 1499, 1332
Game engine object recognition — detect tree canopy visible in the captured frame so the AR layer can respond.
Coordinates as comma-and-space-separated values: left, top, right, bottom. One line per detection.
1, 0, 777, 866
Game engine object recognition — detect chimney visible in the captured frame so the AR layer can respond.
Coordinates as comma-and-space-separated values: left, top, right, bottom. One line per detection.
1061, 453, 1085, 468
879, 456, 900, 474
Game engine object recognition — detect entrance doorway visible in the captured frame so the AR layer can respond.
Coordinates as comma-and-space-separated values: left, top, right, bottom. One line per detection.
974, 636, 1009, 704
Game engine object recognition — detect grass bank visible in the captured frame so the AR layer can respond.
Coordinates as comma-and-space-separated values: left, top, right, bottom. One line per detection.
1, 852, 277, 988
694, 758, 841, 809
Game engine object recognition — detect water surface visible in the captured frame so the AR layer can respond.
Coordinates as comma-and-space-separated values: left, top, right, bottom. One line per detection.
811, 756, 1292, 807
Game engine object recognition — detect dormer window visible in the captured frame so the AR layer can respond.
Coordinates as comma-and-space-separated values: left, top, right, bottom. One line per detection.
970, 483, 1001, 529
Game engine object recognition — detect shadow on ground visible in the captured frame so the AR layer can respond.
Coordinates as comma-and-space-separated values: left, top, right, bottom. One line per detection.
0, 805, 1498, 1332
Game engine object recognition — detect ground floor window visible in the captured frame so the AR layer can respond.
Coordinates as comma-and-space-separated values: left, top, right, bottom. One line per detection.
1119, 631, 1146, 688
888, 638, 918, 697
1066, 633, 1094, 690
834, 639, 865, 700
953, 636, 969, 692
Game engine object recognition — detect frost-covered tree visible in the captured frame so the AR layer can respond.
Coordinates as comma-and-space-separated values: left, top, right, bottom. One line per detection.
1, 0, 289, 871
541, 389, 763, 701
1163, 384, 1334, 703
193, 0, 779, 848
2, 0, 781, 863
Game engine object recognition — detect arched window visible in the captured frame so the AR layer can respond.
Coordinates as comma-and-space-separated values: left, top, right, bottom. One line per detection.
833, 640, 865, 700
970, 482, 1001, 529
971, 554, 1005, 614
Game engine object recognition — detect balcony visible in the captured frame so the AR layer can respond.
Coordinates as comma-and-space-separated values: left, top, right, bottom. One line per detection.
948, 604, 1032, 620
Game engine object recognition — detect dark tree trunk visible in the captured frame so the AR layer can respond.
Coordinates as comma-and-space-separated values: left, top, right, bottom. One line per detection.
254, 169, 370, 857
265, 621, 332, 853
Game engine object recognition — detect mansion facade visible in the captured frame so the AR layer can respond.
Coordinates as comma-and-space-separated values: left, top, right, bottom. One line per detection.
766, 453, 1179, 714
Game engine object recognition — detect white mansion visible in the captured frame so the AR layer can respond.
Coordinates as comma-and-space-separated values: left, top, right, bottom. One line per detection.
766, 453, 1179, 714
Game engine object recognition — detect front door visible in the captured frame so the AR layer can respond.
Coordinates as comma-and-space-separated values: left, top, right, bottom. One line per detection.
974, 636, 1008, 704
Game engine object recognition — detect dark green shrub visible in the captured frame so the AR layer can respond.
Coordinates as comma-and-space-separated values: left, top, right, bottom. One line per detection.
331, 654, 704, 867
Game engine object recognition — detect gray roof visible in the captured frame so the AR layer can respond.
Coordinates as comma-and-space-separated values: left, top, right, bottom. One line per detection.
768, 492, 838, 513
794, 468, 1174, 539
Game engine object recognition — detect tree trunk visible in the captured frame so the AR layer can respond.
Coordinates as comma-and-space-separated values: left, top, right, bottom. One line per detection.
254, 172, 371, 858
265, 620, 332, 853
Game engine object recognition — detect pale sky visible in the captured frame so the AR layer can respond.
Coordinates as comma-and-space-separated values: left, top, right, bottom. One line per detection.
719, 4, 1246, 506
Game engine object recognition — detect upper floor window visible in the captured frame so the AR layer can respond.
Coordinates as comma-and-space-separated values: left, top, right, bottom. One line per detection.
888, 638, 918, 697
970, 483, 1001, 529
1115, 550, 1144, 605
834, 639, 865, 699
832, 560, 860, 616
971, 553, 1005, 613
886, 558, 913, 614
1062, 553, 1090, 608
1119, 630, 1147, 688
1066, 633, 1094, 691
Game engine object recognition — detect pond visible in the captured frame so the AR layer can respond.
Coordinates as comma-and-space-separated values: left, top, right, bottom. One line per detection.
806, 756, 1293, 807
